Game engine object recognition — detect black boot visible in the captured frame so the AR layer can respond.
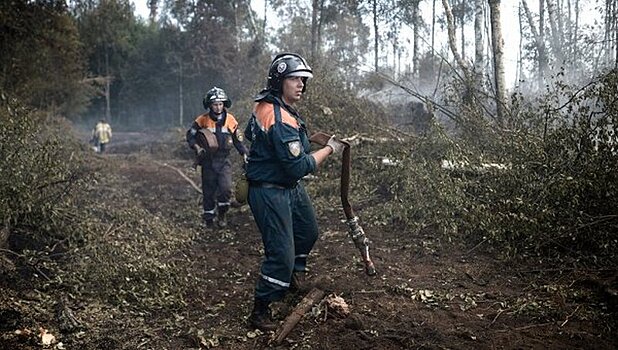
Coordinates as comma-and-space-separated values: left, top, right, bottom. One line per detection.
247, 298, 277, 331
290, 272, 310, 294
217, 211, 227, 228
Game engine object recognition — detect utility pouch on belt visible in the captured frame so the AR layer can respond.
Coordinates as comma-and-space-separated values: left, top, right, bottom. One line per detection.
234, 171, 249, 205
196, 129, 219, 154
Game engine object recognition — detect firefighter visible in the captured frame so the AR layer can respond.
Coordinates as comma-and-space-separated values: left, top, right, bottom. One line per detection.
92, 119, 112, 153
187, 87, 248, 228
244, 53, 345, 331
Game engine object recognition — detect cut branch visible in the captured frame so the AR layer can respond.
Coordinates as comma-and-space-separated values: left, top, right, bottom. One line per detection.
271, 288, 325, 345
154, 161, 202, 194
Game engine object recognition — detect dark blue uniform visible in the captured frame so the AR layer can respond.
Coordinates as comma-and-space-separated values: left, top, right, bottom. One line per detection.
244, 93, 319, 302
187, 111, 247, 221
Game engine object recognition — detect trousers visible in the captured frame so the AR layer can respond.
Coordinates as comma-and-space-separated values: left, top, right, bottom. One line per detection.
248, 182, 318, 301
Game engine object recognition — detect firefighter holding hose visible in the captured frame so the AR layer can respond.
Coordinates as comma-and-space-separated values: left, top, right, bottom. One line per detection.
243, 53, 345, 331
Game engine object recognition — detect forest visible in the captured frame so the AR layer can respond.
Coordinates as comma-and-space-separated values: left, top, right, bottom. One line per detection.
1, 0, 617, 349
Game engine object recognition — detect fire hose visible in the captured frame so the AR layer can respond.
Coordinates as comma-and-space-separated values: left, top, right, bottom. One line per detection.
310, 132, 377, 276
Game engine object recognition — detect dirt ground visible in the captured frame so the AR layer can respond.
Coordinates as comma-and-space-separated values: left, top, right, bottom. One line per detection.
1, 131, 616, 349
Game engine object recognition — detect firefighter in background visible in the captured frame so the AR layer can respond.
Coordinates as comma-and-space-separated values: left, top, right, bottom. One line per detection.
187, 87, 248, 228
244, 53, 345, 331
92, 119, 112, 153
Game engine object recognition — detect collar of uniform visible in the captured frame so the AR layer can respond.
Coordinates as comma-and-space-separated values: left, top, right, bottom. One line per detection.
209, 110, 226, 124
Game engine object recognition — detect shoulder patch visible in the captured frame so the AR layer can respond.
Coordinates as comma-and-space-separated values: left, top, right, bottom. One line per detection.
287, 141, 302, 157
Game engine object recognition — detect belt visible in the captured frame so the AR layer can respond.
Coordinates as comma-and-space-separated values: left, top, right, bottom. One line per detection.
249, 180, 298, 190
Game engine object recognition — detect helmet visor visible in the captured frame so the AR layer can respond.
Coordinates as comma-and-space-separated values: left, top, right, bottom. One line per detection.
286, 70, 313, 78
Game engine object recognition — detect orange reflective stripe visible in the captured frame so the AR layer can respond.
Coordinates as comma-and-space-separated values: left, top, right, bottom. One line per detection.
253, 102, 299, 131
224, 113, 239, 133
196, 114, 215, 129
196, 113, 238, 133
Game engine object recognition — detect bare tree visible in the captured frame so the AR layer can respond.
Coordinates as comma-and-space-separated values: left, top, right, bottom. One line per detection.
311, 0, 319, 61
605, 0, 618, 66
442, 0, 468, 76
488, 0, 507, 124
522, 0, 549, 89
474, 0, 484, 72
431, 0, 436, 53
148, 0, 158, 23
373, 0, 379, 72
459, 0, 465, 59
412, 0, 420, 77
546, 0, 565, 63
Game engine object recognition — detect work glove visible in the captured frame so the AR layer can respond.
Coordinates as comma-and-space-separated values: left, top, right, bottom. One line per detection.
195, 145, 206, 157
326, 135, 345, 155
243, 154, 248, 163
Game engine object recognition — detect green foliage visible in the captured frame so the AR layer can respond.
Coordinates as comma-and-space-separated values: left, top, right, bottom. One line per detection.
0, 1, 91, 116
354, 69, 618, 263
308, 69, 617, 265
0, 94, 88, 238
300, 61, 381, 135
471, 69, 618, 260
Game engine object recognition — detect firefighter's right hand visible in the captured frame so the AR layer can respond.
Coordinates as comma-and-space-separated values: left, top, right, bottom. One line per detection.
326, 135, 345, 155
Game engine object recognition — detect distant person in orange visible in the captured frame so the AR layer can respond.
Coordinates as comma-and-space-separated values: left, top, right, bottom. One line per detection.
92, 119, 112, 153
186, 87, 248, 229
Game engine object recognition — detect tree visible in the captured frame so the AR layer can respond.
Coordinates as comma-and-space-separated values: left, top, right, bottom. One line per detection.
521, 0, 549, 88
474, 0, 484, 73
0, 0, 89, 116
488, 0, 507, 125
76, 0, 137, 124
442, 0, 469, 77
546, 0, 565, 63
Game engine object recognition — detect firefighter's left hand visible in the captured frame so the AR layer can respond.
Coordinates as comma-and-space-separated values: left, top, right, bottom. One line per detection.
243, 154, 248, 163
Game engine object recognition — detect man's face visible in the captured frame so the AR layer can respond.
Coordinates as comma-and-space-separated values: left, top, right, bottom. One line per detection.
281, 76, 304, 105
211, 101, 224, 114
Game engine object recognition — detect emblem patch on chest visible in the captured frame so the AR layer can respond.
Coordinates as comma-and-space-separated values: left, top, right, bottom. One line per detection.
287, 141, 302, 157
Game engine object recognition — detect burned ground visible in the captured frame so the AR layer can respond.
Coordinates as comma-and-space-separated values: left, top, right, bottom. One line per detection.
1, 131, 616, 349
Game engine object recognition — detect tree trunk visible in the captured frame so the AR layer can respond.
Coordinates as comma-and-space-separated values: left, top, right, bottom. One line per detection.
574, 0, 579, 62
178, 61, 183, 127
460, 0, 465, 60
311, 0, 319, 61
607, 0, 618, 66
317, 0, 324, 59
373, 0, 379, 72
474, 0, 484, 72
522, 0, 548, 89
546, 0, 564, 63
613, 0, 618, 68
413, 0, 420, 78
243, 0, 259, 40
231, 1, 240, 52
148, 0, 157, 23
442, 0, 468, 76
104, 48, 111, 123
489, 0, 507, 125
431, 0, 436, 53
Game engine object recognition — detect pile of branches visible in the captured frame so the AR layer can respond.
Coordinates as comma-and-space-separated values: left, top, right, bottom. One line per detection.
307, 69, 618, 266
